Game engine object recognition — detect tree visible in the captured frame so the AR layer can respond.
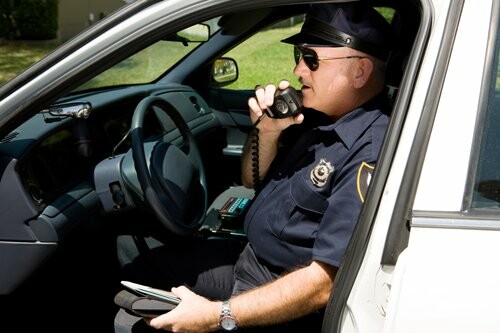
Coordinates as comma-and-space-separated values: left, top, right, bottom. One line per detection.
0, 0, 58, 40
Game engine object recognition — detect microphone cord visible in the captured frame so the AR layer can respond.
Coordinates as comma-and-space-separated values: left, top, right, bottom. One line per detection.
250, 113, 267, 191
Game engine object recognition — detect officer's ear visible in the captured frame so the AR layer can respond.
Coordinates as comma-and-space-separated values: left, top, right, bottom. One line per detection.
352, 57, 374, 88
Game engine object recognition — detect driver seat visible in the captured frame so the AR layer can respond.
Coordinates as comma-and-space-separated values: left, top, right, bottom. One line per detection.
113, 186, 254, 333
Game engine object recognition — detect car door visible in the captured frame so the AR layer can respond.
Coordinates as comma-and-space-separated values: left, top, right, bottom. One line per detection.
323, 0, 500, 332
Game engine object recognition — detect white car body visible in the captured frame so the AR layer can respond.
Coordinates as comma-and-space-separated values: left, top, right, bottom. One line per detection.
336, 0, 500, 332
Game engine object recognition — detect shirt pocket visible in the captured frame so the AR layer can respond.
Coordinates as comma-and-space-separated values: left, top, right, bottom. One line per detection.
267, 173, 328, 244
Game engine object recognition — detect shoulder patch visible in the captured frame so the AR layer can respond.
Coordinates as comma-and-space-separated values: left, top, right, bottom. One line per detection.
357, 162, 375, 203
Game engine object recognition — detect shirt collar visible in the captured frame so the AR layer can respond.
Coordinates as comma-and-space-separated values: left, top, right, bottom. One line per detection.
318, 100, 387, 149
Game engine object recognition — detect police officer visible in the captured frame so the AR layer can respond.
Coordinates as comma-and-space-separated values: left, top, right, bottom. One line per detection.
115, 2, 394, 332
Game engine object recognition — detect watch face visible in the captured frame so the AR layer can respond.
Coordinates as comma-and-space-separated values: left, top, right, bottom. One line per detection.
220, 316, 237, 330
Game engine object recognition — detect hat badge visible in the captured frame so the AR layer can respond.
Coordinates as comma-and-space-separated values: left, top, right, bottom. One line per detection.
310, 158, 334, 187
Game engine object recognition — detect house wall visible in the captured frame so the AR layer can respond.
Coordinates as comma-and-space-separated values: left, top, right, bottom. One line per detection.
58, 0, 128, 42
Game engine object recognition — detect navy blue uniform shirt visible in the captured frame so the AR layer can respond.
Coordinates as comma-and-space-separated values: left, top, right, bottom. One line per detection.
244, 97, 389, 272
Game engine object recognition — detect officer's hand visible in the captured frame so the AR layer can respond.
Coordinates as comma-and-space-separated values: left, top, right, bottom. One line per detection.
248, 80, 303, 133
145, 286, 220, 332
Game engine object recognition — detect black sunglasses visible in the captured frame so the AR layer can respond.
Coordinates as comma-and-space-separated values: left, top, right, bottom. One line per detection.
294, 45, 366, 71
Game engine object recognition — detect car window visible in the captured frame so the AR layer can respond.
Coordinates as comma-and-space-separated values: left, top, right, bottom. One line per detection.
470, 19, 500, 209
74, 19, 220, 92
220, 8, 395, 90
220, 16, 303, 90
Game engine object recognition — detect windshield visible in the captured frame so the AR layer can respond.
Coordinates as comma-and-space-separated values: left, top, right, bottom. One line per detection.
74, 19, 220, 92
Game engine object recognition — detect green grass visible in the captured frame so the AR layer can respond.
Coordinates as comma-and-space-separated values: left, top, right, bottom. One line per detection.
0, 24, 302, 89
2, 24, 499, 91
0, 40, 59, 86
0, 8, 405, 89
79, 24, 303, 91
77, 41, 199, 90
224, 25, 301, 89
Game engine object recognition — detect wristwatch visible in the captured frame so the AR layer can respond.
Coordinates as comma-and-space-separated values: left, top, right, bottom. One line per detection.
219, 300, 238, 331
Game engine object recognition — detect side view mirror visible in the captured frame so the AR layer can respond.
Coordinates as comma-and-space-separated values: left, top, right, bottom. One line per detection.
211, 58, 238, 85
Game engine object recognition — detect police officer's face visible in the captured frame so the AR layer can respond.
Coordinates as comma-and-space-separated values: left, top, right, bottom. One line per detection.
294, 46, 368, 119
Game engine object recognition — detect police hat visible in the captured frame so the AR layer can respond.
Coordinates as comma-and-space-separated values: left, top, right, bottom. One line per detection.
282, 2, 394, 60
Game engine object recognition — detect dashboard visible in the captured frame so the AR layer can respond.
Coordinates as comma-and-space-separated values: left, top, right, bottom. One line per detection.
0, 83, 224, 295
0, 84, 219, 226
18, 128, 91, 208
12, 91, 179, 211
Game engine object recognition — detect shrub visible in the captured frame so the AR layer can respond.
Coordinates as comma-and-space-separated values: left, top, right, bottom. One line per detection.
0, 0, 15, 39
0, 0, 58, 40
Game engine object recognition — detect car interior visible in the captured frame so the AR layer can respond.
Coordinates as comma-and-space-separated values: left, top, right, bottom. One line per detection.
0, 1, 421, 331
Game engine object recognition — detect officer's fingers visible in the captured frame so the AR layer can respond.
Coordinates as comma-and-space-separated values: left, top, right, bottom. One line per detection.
292, 113, 304, 125
275, 113, 302, 131
254, 86, 268, 109
248, 97, 263, 118
170, 285, 192, 298
278, 80, 290, 90
264, 84, 277, 106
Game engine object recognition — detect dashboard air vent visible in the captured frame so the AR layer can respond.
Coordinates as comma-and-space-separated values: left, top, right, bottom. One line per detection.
1, 131, 19, 143
189, 96, 205, 114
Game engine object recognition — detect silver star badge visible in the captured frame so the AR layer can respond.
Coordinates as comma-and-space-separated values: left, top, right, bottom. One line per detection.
310, 158, 334, 187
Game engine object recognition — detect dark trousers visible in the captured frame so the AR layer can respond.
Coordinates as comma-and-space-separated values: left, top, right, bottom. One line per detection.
114, 234, 323, 332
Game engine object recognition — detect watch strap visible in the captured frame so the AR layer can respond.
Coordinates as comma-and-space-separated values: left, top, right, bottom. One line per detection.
219, 300, 238, 331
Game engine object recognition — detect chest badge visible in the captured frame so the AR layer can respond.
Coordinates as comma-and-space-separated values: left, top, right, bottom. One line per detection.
310, 158, 334, 187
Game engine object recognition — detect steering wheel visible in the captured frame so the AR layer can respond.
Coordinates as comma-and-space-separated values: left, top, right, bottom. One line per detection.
129, 95, 208, 236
